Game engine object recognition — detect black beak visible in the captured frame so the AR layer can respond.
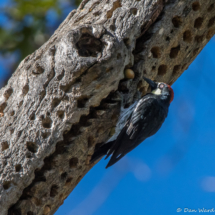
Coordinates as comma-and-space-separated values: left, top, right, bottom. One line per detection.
143, 76, 157, 90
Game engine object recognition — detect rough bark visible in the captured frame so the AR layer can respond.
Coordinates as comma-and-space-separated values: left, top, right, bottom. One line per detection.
0, 0, 214, 214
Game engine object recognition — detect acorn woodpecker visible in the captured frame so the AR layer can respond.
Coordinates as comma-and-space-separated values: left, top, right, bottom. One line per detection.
90, 77, 174, 168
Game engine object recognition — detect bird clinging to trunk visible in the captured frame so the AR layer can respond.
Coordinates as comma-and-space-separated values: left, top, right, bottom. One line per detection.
90, 77, 174, 168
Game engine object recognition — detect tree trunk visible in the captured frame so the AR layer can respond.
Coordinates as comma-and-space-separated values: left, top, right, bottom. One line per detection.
0, 0, 214, 214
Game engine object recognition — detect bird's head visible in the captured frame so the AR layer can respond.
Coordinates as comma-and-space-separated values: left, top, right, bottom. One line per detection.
143, 77, 174, 103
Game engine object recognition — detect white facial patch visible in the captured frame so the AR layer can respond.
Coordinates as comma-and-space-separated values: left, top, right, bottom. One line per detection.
152, 88, 162, 95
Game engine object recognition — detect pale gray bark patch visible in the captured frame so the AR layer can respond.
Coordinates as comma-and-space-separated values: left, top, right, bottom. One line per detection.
0, 0, 214, 214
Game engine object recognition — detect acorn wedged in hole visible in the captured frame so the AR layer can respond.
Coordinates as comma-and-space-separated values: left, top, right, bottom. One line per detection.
124, 69, 135, 79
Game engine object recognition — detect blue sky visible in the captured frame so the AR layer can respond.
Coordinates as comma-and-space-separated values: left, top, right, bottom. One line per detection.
0, 2, 215, 215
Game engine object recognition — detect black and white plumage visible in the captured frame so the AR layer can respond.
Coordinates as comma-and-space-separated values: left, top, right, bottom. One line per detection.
90, 77, 174, 168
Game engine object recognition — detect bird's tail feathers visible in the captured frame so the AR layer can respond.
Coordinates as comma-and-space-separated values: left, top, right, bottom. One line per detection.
90, 141, 114, 163
105, 152, 125, 168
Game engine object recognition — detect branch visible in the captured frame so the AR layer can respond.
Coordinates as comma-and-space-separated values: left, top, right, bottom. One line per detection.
0, 0, 214, 214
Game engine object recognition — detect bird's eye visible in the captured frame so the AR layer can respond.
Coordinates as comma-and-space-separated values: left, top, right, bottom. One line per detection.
159, 84, 164, 89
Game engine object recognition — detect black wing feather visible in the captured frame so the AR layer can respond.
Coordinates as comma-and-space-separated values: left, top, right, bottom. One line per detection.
105, 119, 130, 160
106, 96, 167, 168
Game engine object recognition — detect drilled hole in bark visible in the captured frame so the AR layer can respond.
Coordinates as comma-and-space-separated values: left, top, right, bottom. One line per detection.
166, 36, 170, 41
183, 30, 192, 43
26, 151, 32, 158
22, 84, 29, 95
194, 17, 204, 28
117, 53, 122, 59
69, 123, 81, 137
79, 115, 92, 127
4, 87, 13, 100
170, 45, 180, 58
133, 31, 153, 54
15, 164, 22, 172
32, 63, 44, 75
3, 181, 11, 190
123, 38, 130, 48
77, 97, 89, 108
208, 3, 214, 12
41, 132, 51, 139
110, 24, 116, 31
151, 47, 161, 58
60, 83, 73, 93
57, 69, 65, 80
192, 48, 200, 57
69, 157, 78, 168
8, 207, 21, 215
57, 110, 65, 119
106, 0, 122, 18
54, 141, 68, 155
42, 116, 52, 128
172, 16, 182, 28
130, 8, 137, 15
76, 33, 102, 57
192, 2, 200, 11
152, 66, 156, 72
50, 185, 59, 197
206, 28, 215, 39
10, 110, 15, 116
208, 16, 215, 28
88, 136, 94, 148
173, 65, 181, 75
1, 141, 9, 151
195, 35, 204, 43
118, 85, 129, 94
65, 177, 73, 186
49, 45, 56, 56
0, 102, 7, 112
19, 100, 23, 107
123, 103, 130, 109
75, 77, 82, 83
34, 168, 46, 182
118, 80, 129, 93
26, 142, 38, 153
52, 98, 61, 108
43, 156, 56, 171
27, 212, 34, 215
158, 65, 167, 75
61, 172, 67, 180
29, 112, 35, 120
154, 10, 165, 24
